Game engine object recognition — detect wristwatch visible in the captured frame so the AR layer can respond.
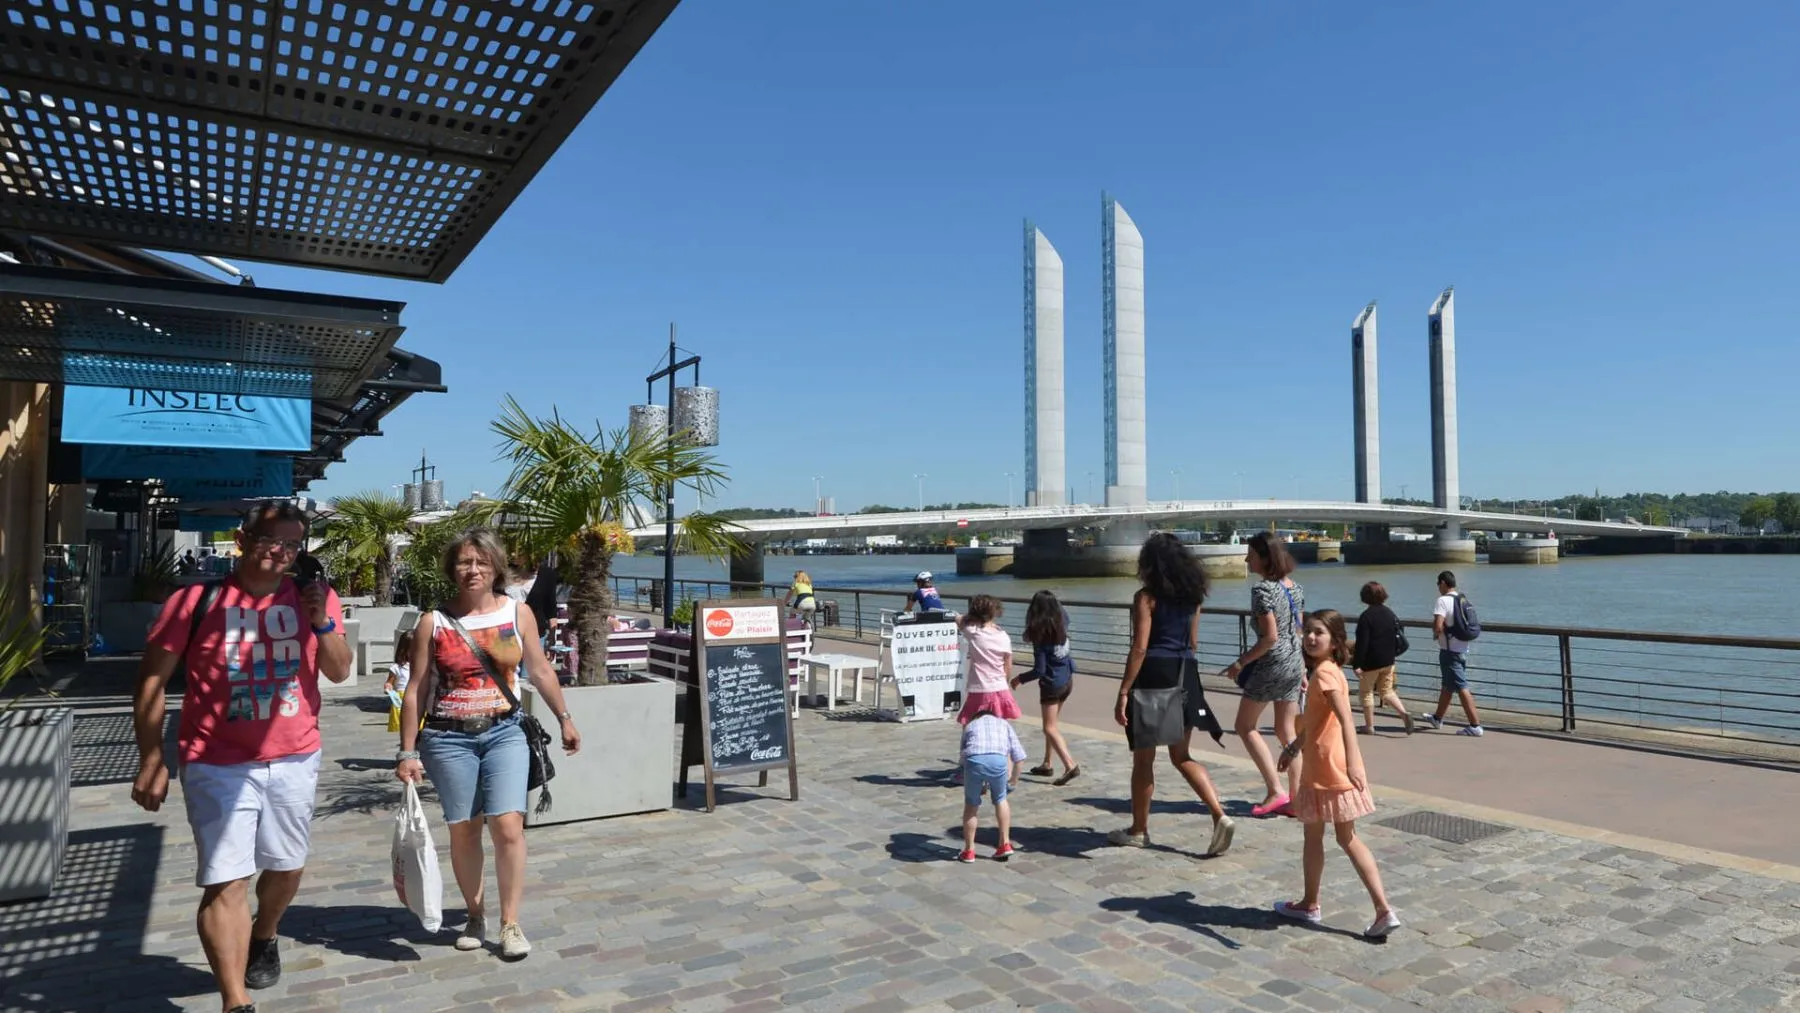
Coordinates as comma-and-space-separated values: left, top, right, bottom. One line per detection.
312, 617, 338, 635
396, 749, 420, 762
556, 711, 573, 723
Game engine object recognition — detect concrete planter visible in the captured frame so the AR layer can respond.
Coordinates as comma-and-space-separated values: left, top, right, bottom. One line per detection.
342, 606, 419, 679
0, 707, 73, 902
523, 675, 676, 826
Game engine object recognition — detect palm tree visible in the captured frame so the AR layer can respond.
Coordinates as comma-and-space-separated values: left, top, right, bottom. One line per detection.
317, 492, 416, 606
474, 395, 741, 686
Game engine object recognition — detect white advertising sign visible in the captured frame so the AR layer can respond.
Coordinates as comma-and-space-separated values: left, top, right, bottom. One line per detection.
701, 604, 782, 642
882, 620, 965, 721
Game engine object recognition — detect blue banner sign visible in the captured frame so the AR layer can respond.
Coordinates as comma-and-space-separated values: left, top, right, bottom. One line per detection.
163, 456, 294, 500
82, 445, 262, 481
62, 385, 312, 451
177, 514, 242, 534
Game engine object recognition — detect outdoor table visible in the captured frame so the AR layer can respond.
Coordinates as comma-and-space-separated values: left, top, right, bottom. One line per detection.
798, 652, 879, 711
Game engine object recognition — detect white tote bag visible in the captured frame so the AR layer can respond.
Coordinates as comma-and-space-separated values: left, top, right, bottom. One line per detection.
390, 783, 444, 932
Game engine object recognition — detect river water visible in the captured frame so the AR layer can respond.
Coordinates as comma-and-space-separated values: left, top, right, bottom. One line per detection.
615, 551, 1798, 639
614, 552, 1800, 741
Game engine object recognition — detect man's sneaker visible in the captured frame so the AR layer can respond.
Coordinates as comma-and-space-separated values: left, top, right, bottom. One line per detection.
499, 922, 531, 960
455, 913, 486, 951
1424, 714, 1444, 731
244, 936, 281, 990
957, 849, 977, 863
1106, 828, 1149, 848
1208, 816, 1236, 857
1457, 725, 1484, 737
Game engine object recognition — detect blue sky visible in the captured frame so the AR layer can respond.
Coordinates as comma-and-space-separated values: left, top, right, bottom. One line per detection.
234, 1, 1800, 513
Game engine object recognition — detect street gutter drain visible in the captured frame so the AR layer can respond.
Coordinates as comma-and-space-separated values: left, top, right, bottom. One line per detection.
1375, 810, 1513, 845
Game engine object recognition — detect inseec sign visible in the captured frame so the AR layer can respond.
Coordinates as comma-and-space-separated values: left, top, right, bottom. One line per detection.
62, 385, 311, 451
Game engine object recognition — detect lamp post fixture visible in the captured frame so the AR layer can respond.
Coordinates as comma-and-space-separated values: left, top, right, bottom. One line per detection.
1171, 468, 1181, 501
913, 474, 927, 512
633, 323, 718, 628
1003, 471, 1013, 507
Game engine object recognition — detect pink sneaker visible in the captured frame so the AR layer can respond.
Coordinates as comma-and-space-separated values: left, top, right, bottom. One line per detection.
1251, 795, 1291, 818
993, 842, 1016, 862
956, 849, 976, 863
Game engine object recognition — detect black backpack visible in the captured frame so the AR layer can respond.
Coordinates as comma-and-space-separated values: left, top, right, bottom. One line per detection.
1447, 592, 1482, 642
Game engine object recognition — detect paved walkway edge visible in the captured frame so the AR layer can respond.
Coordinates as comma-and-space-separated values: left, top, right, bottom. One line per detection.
1017, 713, 1800, 884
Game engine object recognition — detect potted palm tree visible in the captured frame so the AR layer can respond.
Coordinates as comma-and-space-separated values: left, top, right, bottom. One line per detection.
317, 491, 421, 684
472, 395, 740, 822
0, 580, 71, 902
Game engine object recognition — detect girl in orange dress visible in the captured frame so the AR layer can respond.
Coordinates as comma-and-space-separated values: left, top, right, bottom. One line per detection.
1273, 609, 1401, 939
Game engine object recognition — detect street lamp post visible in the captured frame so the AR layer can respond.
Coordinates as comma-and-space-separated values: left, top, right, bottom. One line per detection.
914, 473, 927, 512
1171, 468, 1181, 501
1003, 471, 1013, 507
637, 323, 717, 628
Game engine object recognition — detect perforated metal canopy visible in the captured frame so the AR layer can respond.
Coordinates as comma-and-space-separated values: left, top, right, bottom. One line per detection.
0, 0, 680, 282
0, 262, 404, 399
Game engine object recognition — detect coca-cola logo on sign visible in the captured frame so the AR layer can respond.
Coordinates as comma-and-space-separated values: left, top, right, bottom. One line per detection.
704, 609, 735, 638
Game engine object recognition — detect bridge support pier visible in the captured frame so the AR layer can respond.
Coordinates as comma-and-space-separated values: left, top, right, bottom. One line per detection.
1342, 537, 1477, 566
955, 545, 1015, 575
729, 544, 765, 596
1487, 538, 1560, 564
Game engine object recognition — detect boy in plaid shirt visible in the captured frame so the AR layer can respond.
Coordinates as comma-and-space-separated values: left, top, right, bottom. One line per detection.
959, 703, 1027, 863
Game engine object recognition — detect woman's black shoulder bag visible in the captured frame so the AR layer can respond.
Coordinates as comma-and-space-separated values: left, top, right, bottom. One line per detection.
437, 610, 556, 814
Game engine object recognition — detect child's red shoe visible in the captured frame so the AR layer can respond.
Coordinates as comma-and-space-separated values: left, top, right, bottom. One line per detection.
956, 849, 976, 863
993, 842, 1016, 861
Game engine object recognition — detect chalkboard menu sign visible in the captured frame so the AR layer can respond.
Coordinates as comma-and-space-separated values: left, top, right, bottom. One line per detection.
693, 599, 798, 812
704, 640, 788, 770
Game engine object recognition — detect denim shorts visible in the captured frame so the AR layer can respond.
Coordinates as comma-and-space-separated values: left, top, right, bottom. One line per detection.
963, 753, 1010, 807
419, 713, 529, 823
1438, 649, 1470, 692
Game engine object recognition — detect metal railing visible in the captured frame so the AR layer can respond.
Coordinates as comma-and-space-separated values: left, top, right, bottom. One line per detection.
609, 575, 1800, 753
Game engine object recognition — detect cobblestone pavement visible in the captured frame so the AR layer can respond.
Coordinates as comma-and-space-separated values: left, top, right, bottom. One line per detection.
5, 695, 1800, 1013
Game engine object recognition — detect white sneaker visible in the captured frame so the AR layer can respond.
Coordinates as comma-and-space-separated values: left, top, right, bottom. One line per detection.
1208, 816, 1235, 857
454, 914, 485, 951
1106, 828, 1150, 848
499, 921, 531, 960
1424, 714, 1444, 730
1457, 725, 1484, 737
1366, 910, 1402, 938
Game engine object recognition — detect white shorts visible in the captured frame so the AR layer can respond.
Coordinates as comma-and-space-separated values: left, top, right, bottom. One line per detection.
181, 751, 321, 888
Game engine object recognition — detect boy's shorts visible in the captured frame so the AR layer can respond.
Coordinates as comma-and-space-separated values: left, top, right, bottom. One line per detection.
963, 753, 1010, 806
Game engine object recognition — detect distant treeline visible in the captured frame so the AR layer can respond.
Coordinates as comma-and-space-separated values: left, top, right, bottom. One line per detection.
1384, 491, 1799, 531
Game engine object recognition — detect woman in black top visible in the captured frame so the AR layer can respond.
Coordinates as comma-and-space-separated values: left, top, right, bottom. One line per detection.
1351, 582, 1414, 735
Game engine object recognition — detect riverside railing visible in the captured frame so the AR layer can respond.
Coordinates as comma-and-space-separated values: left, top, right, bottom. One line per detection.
609, 575, 1800, 751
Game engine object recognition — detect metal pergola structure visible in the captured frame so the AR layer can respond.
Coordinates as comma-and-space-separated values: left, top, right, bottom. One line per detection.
0, 0, 681, 282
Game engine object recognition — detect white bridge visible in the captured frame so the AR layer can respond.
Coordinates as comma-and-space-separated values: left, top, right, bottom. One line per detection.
630, 500, 1686, 545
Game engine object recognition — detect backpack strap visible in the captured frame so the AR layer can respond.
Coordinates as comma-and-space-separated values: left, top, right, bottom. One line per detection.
182, 579, 227, 658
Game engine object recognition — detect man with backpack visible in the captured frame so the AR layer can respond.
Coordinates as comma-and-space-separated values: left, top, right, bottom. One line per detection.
1427, 570, 1484, 737
130, 502, 351, 1013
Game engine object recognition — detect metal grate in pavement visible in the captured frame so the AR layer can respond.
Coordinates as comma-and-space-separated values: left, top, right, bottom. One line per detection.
1375, 810, 1513, 844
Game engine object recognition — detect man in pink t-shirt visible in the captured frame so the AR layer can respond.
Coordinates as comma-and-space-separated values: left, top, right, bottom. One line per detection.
131, 502, 351, 1013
